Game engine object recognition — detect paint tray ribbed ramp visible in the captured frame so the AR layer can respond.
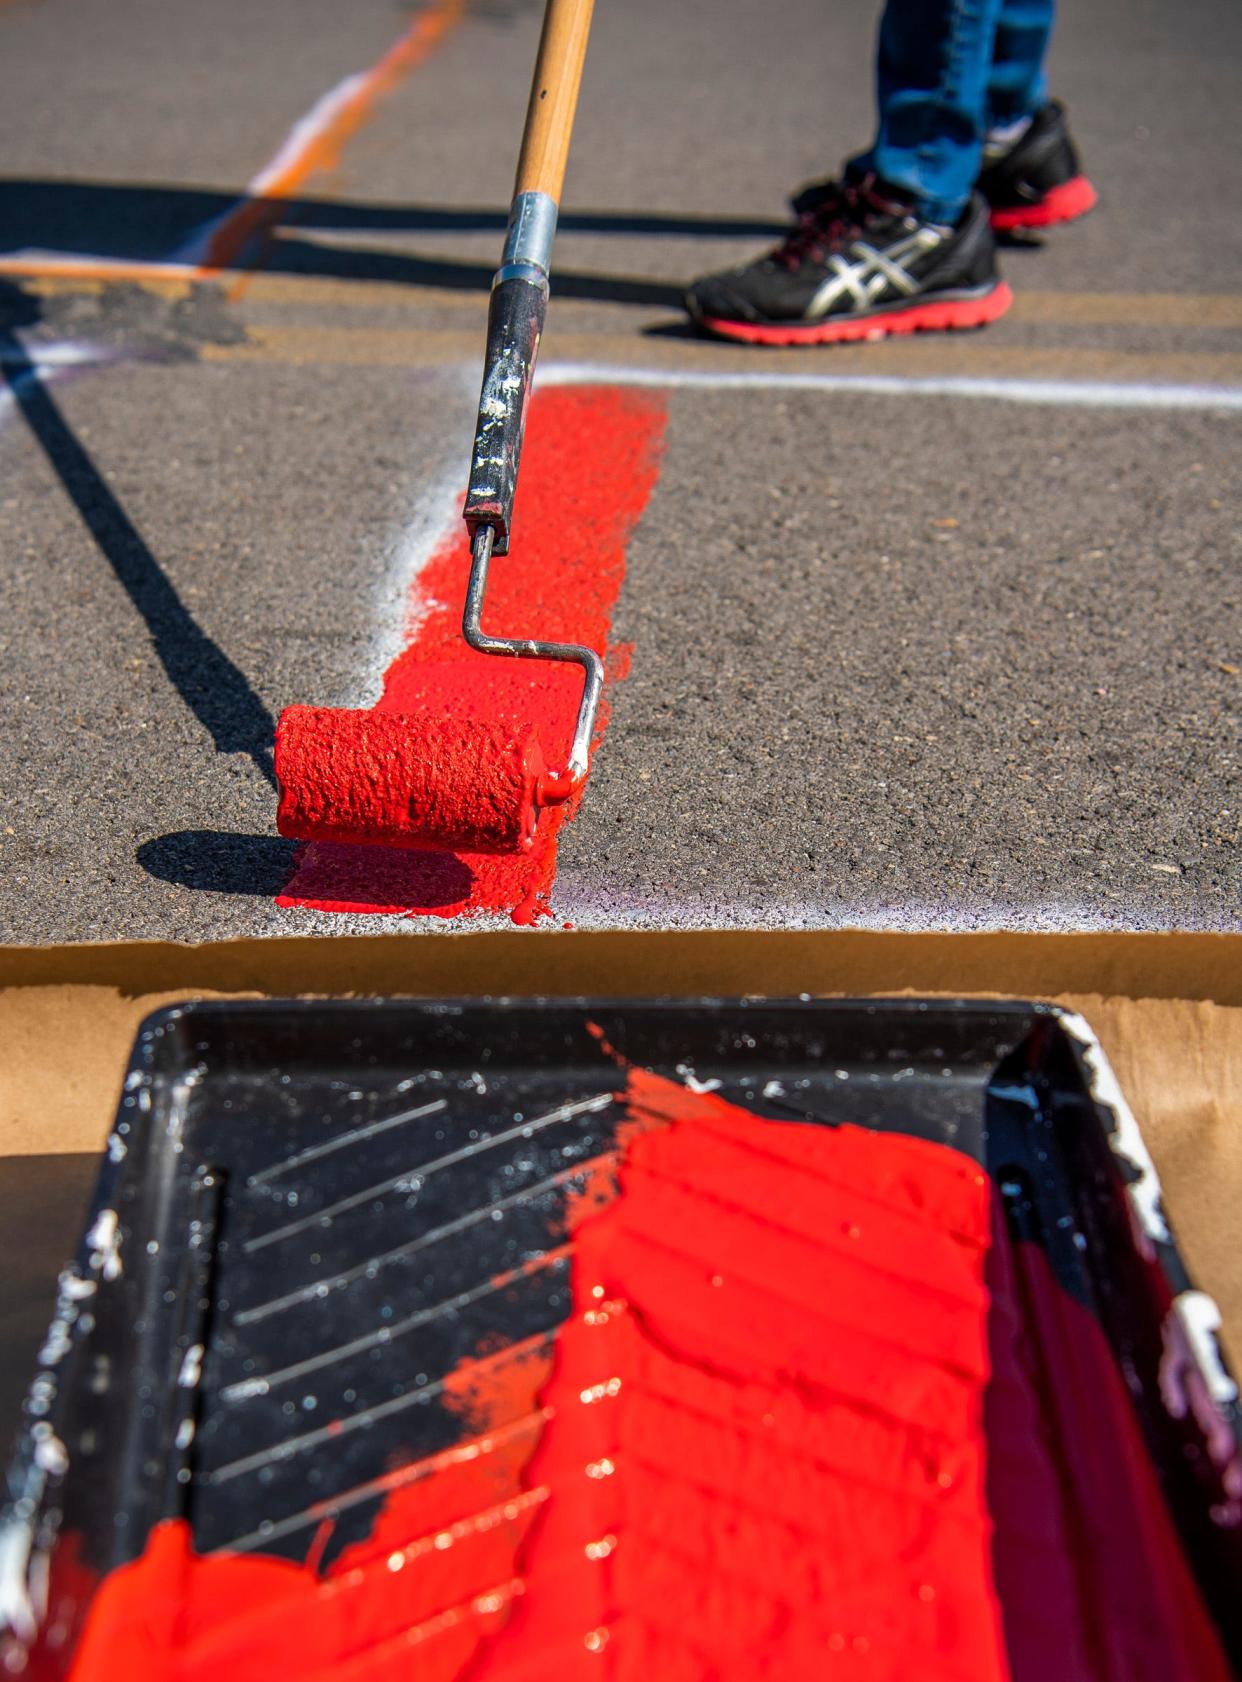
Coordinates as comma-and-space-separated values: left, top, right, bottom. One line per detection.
3, 1000, 1240, 1680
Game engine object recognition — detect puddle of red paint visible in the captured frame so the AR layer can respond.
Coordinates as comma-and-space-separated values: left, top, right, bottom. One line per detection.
52, 1074, 1230, 1682
276, 387, 665, 925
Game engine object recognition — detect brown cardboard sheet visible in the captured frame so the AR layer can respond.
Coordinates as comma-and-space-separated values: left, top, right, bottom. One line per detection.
0, 928, 1239, 1002
1, 930, 1239, 1361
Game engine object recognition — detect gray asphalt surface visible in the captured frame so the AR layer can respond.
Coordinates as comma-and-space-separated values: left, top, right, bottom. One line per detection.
0, 0, 1238, 940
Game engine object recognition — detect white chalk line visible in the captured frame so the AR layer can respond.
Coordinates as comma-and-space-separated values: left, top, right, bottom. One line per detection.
172, 70, 372, 268
172, 0, 465, 271
242, 73, 371, 205
538, 362, 1242, 411
0, 342, 121, 433
347, 365, 477, 708
545, 890, 1239, 936
0, 68, 387, 276
267, 880, 1240, 937
0, 342, 113, 371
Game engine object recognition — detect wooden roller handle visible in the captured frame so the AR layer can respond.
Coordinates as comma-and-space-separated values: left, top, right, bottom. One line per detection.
513, 0, 596, 204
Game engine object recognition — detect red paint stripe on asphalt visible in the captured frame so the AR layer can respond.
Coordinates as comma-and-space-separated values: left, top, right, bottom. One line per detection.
276, 385, 666, 924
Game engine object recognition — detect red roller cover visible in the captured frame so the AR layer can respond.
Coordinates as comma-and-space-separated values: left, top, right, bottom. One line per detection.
275, 705, 547, 853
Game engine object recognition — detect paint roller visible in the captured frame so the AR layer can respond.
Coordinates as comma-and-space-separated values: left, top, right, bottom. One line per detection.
275, 0, 597, 853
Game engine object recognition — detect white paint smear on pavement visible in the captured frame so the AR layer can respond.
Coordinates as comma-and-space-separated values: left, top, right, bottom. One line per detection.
342, 366, 477, 709
276, 889, 1239, 937
0, 341, 119, 434
172, 72, 371, 267
540, 363, 1242, 411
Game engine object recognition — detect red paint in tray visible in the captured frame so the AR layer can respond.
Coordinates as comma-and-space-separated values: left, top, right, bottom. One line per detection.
276, 387, 665, 926
59, 1073, 1230, 1680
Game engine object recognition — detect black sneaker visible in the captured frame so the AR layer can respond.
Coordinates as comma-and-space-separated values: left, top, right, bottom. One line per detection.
791, 101, 1096, 231
978, 100, 1097, 230
685, 180, 1010, 346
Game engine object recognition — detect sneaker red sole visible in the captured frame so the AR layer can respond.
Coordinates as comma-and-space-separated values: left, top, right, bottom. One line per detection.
989, 175, 1097, 231
697, 282, 1012, 347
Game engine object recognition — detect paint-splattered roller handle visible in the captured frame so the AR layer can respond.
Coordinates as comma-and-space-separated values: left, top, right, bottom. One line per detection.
463, 273, 548, 556
463, 0, 595, 556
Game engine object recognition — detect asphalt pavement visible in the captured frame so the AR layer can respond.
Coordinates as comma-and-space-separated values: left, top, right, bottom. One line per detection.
0, 0, 1238, 940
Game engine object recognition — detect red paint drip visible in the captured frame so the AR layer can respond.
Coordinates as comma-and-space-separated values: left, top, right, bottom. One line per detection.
53, 1075, 1230, 1680
276, 388, 665, 925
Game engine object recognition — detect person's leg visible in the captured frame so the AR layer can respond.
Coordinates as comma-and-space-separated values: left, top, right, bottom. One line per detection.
977, 0, 1096, 228
851, 0, 1005, 226
682, 0, 1018, 345
985, 0, 1055, 131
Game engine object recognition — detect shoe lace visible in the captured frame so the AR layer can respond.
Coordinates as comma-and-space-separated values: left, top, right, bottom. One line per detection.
772, 176, 899, 270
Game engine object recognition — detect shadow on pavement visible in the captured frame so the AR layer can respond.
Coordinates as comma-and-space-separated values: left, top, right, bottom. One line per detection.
642, 318, 717, 341
138, 831, 300, 895
266, 237, 690, 306
994, 228, 1048, 252
0, 178, 785, 253
0, 179, 782, 308
138, 829, 478, 912
0, 281, 278, 788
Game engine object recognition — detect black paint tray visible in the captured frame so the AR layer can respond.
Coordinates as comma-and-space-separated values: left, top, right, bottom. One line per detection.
2, 998, 1240, 1672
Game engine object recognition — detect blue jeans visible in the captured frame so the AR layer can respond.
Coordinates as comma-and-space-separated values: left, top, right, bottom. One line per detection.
851, 0, 1055, 224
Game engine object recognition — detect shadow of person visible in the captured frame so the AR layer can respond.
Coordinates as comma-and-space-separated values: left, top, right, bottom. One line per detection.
0, 280, 278, 788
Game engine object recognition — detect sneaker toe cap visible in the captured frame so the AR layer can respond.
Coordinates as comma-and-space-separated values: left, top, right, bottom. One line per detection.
685, 270, 762, 325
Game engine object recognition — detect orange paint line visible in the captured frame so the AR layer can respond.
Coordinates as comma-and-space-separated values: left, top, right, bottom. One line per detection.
201, 0, 467, 277
0, 256, 209, 285
0, 2, 464, 297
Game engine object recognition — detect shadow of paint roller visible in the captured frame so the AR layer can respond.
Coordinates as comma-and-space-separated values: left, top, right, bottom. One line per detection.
275, 0, 599, 855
